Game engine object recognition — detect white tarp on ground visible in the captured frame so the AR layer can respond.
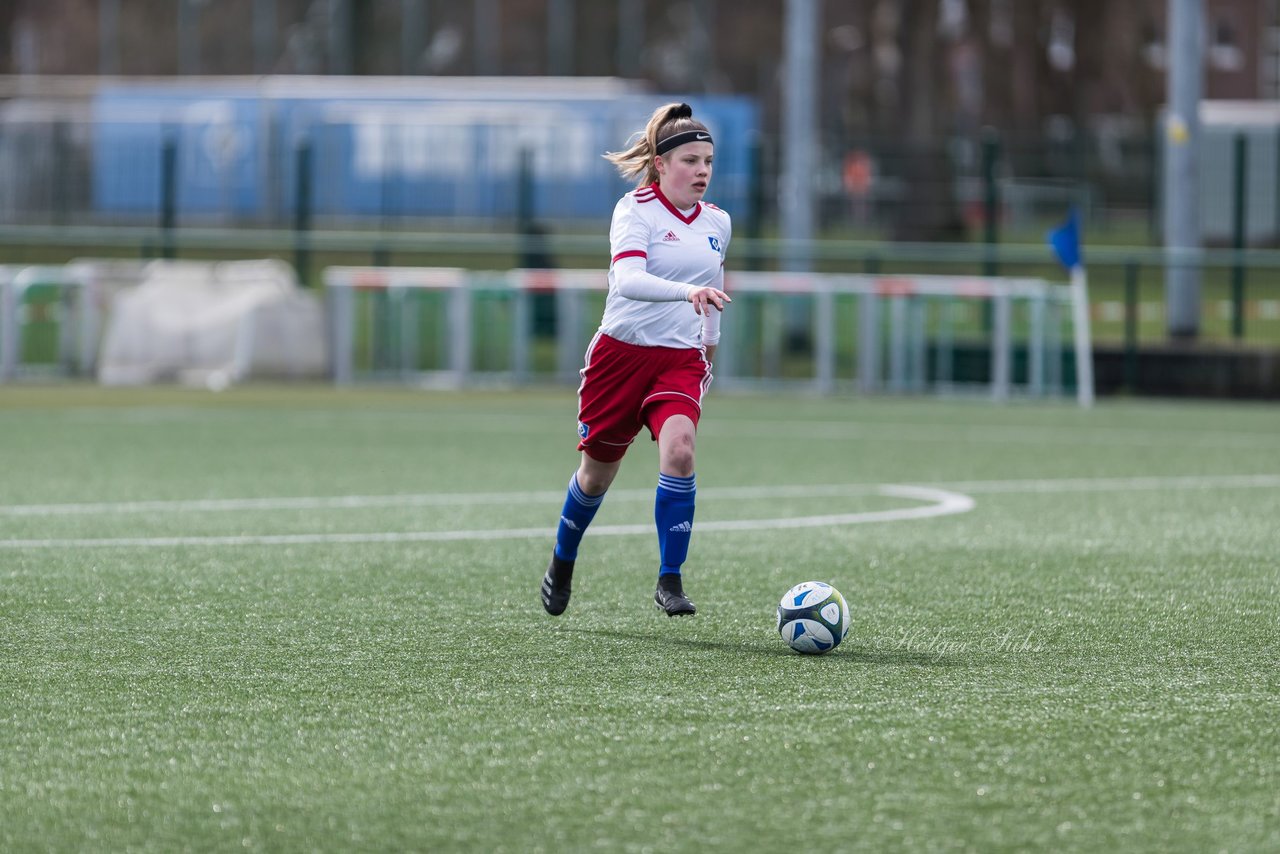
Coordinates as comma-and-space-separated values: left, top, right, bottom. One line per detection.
98, 259, 327, 387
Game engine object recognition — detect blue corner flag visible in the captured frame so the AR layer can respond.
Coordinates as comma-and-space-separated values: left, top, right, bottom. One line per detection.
1047, 208, 1082, 270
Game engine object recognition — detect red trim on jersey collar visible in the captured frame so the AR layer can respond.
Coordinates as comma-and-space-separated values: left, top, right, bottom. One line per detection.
648, 182, 701, 225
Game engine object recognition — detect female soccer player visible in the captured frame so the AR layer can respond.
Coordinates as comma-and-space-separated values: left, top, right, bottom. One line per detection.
540, 102, 731, 618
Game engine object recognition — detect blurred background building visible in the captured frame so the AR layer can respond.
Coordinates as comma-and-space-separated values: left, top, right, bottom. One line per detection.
4, 1, 1280, 399
2, 0, 1279, 243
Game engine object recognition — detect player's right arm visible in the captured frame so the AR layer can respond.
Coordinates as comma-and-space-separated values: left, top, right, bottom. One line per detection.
609, 196, 729, 309
612, 256, 729, 312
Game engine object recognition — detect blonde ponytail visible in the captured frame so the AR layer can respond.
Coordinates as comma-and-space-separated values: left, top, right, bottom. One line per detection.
604, 102, 711, 187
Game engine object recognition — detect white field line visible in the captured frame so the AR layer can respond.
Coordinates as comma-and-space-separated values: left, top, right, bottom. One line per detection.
712, 420, 1280, 450
0, 486, 972, 549
56, 408, 1280, 449
0, 473, 1276, 518
0, 491, 589, 517
933, 473, 1280, 493
2, 473, 1277, 550
0, 483, 890, 517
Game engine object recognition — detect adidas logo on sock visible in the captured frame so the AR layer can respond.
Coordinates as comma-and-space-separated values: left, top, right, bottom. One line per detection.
560, 516, 580, 531
668, 520, 693, 533
663, 230, 680, 242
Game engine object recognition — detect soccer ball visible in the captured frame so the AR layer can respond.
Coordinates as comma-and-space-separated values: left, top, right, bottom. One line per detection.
776, 581, 851, 655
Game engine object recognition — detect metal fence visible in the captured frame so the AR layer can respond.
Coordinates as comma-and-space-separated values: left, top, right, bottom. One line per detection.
3, 227, 1280, 349
325, 265, 1097, 404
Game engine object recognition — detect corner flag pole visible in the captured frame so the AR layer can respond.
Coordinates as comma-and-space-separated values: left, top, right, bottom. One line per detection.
1069, 264, 1095, 408
1049, 209, 1095, 408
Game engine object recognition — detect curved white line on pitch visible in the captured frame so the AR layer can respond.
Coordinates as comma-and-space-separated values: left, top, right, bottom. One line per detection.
0, 483, 891, 517
5, 472, 1279, 518
5, 472, 1277, 518
0, 485, 974, 549
692, 485, 974, 531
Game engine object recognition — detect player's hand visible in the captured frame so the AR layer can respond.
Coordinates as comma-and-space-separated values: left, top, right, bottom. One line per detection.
688, 287, 731, 315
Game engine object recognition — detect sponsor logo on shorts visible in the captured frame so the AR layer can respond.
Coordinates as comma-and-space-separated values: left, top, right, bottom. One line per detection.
577, 421, 590, 440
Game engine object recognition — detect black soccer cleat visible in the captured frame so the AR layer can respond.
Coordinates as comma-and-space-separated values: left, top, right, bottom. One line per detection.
654, 574, 696, 617
541, 552, 575, 616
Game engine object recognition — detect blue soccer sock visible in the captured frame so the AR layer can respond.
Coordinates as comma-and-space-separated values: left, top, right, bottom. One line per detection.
655, 472, 696, 576
554, 473, 605, 562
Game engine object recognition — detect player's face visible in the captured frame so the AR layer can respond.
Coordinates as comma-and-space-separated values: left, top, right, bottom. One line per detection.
655, 142, 714, 209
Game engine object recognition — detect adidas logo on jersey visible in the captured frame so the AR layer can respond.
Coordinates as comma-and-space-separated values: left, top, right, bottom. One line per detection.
662, 230, 680, 242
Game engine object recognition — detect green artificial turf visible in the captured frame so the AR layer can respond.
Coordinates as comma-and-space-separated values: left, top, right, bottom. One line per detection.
1, 385, 1277, 851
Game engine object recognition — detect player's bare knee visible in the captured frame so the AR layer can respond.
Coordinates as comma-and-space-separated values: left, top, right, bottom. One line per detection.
577, 456, 620, 495
574, 473, 599, 495
661, 440, 696, 476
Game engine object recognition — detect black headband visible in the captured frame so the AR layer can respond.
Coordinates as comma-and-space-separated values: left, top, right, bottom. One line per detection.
656, 129, 714, 155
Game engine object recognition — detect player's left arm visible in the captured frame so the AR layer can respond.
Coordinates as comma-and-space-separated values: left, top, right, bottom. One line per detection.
701, 216, 731, 363
702, 264, 725, 364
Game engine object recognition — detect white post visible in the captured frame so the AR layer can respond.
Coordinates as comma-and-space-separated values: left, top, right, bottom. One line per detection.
395, 286, 416, 377
512, 285, 531, 383
448, 284, 472, 383
780, 0, 820, 340
934, 298, 955, 391
1046, 298, 1063, 396
908, 297, 927, 391
992, 291, 1011, 401
1070, 265, 1095, 407
0, 267, 16, 381
325, 273, 355, 385
857, 292, 880, 393
814, 286, 835, 394
888, 295, 907, 392
1028, 292, 1046, 398
554, 285, 582, 383
75, 265, 101, 376
780, 0, 819, 272
1164, 0, 1204, 339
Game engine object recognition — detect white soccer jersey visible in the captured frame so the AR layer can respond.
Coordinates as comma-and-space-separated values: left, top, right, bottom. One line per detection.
599, 182, 732, 349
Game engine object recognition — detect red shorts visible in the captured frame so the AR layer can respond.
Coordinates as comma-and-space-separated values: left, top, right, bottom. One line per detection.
576, 333, 712, 463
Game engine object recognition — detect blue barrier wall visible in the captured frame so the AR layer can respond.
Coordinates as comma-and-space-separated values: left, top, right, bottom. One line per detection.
92, 80, 759, 224
93, 91, 265, 216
